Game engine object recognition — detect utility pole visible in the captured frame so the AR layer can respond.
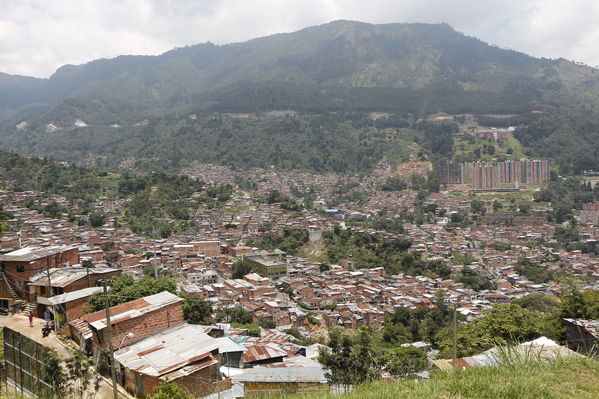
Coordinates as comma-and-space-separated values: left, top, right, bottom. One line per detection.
452, 301, 457, 370
152, 229, 158, 279
102, 280, 119, 399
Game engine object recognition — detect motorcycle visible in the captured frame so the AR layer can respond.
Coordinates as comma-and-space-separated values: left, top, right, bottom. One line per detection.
41, 322, 52, 337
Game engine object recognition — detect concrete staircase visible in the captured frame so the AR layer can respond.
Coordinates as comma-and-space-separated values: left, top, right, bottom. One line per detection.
20, 302, 36, 315
1, 271, 19, 301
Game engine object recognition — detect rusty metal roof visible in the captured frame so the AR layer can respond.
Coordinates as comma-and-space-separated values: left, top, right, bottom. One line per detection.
243, 343, 288, 364
88, 291, 182, 331
0, 245, 76, 262
114, 323, 219, 378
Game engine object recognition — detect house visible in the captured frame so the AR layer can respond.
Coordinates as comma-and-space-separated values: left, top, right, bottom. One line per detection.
28, 266, 121, 319
564, 318, 599, 355
432, 337, 581, 371
114, 323, 230, 398
0, 246, 79, 309
216, 336, 246, 368
69, 291, 184, 360
45, 286, 105, 332
235, 356, 328, 397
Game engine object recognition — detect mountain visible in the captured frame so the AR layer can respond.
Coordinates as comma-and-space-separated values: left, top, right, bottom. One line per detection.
1, 20, 599, 172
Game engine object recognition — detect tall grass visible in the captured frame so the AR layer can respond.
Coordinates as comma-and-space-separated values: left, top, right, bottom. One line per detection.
276, 354, 599, 399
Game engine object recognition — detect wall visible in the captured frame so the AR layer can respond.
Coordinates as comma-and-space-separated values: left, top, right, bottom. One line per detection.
93, 301, 184, 351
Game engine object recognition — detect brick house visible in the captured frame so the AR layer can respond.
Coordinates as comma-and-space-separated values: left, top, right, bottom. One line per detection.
113, 323, 229, 398
0, 246, 79, 309
28, 266, 121, 319
69, 291, 184, 363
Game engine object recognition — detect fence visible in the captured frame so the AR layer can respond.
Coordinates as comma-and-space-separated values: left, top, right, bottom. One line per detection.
3, 326, 56, 398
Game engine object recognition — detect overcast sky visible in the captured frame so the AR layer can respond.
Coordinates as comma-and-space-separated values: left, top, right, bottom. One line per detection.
2, 0, 599, 78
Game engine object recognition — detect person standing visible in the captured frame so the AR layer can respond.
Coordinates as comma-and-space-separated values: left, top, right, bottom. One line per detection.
28, 311, 33, 327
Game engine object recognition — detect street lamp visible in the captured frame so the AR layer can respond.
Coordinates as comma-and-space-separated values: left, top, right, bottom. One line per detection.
115, 332, 135, 393
118, 332, 134, 351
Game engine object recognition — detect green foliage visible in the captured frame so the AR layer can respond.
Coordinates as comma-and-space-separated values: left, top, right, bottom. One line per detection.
381, 176, 408, 191
454, 266, 493, 291
515, 257, 553, 284
554, 225, 580, 246
295, 356, 599, 399
513, 294, 561, 313
86, 275, 177, 312
215, 305, 254, 324
257, 317, 276, 329
254, 227, 309, 256
147, 381, 192, 399
318, 327, 378, 386
438, 303, 558, 357
451, 253, 478, 266
65, 350, 94, 398
232, 259, 255, 279
89, 211, 106, 228
515, 110, 599, 174
379, 346, 428, 377
181, 294, 212, 325
370, 217, 405, 234
561, 288, 599, 319
383, 293, 457, 346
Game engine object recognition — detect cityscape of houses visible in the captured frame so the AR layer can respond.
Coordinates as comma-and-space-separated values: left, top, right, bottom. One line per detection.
0, 159, 597, 398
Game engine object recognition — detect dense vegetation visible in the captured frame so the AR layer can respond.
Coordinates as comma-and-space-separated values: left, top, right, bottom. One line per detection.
0, 151, 208, 237
2, 21, 599, 173
515, 110, 599, 174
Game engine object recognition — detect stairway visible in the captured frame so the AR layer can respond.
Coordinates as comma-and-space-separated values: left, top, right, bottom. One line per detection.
1, 271, 19, 302
20, 302, 36, 315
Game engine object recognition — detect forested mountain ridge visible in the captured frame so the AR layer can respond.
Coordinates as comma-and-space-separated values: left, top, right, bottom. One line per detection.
1, 20, 599, 172
3, 21, 599, 116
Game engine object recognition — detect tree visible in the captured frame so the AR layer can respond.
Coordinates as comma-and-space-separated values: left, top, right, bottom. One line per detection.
561, 288, 599, 319
182, 294, 212, 324
65, 350, 93, 398
147, 381, 192, 399
493, 200, 503, 212
513, 294, 560, 313
381, 176, 407, 191
380, 346, 428, 377
470, 200, 486, 215
44, 349, 68, 398
438, 303, 553, 357
215, 305, 253, 324
232, 259, 254, 279
89, 211, 106, 228
318, 327, 377, 388
87, 275, 177, 312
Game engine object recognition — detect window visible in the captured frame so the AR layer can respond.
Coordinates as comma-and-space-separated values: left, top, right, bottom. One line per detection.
16, 265, 25, 273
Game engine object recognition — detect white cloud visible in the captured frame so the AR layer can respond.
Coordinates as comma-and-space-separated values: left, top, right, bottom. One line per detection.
1, 0, 598, 77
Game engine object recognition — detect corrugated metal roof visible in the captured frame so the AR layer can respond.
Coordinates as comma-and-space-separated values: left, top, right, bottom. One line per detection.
48, 286, 105, 305
243, 343, 288, 363
216, 337, 246, 354
114, 323, 219, 378
29, 267, 119, 287
0, 245, 76, 262
89, 291, 182, 330
234, 357, 327, 384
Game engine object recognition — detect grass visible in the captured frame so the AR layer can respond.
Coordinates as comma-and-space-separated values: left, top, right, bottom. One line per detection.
285, 356, 599, 399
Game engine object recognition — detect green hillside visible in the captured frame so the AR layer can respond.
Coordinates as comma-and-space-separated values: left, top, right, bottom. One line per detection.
291, 357, 599, 399
1, 20, 599, 172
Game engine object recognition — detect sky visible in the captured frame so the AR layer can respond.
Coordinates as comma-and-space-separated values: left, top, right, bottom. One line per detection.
2, 0, 599, 78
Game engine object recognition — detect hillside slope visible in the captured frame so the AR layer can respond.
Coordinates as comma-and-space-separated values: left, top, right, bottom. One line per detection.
292, 357, 599, 399
1, 20, 599, 171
